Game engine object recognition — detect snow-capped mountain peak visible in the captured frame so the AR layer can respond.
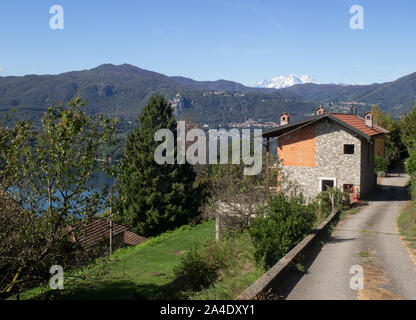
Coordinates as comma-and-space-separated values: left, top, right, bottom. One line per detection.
254, 74, 319, 89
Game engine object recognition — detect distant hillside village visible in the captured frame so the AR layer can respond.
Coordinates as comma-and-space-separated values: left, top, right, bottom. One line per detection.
169, 91, 371, 129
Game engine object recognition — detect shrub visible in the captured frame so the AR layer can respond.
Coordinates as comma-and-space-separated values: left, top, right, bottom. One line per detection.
375, 156, 388, 174
248, 193, 315, 269
406, 151, 416, 176
173, 241, 229, 291
318, 187, 349, 219
317, 191, 332, 220
410, 174, 416, 202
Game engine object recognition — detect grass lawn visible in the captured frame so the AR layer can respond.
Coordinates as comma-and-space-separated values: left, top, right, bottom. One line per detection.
187, 232, 265, 300
17, 200, 340, 301
18, 220, 264, 300
398, 203, 416, 252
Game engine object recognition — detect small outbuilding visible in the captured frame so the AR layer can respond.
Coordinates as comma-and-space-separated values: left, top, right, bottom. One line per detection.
75, 218, 147, 252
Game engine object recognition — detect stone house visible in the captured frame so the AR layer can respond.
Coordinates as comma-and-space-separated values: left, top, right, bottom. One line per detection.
262, 107, 389, 200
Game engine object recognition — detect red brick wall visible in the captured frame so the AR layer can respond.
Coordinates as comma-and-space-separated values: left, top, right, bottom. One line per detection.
278, 124, 316, 167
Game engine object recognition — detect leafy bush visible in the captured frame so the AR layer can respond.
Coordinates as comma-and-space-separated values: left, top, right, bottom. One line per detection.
173, 241, 229, 291
317, 191, 332, 220
375, 156, 388, 174
406, 151, 416, 176
248, 193, 316, 269
317, 187, 349, 221
410, 174, 416, 202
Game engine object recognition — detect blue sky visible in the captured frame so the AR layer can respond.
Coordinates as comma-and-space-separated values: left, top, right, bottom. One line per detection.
0, 0, 416, 86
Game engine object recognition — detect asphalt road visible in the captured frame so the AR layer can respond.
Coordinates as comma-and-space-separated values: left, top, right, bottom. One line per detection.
285, 172, 416, 300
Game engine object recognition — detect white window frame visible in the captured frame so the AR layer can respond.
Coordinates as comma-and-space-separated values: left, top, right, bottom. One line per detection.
319, 177, 337, 192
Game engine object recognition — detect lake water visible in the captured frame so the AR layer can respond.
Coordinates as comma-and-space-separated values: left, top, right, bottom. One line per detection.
8, 171, 115, 213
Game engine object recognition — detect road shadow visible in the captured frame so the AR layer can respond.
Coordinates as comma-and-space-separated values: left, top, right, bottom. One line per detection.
25, 276, 195, 300
367, 184, 410, 202
367, 160, 410, 202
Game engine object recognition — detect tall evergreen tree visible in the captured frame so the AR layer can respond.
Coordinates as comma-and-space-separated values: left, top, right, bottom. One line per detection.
115, 95, 202, 236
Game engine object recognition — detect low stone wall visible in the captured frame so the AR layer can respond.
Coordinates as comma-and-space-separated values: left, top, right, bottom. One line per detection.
236, 210, 340, 300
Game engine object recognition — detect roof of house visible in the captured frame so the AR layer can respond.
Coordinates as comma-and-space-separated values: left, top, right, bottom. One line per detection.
77, 218, 147, 248
123, 231, 148, 246
263, 113, 390, 141
331, 114, 387, 136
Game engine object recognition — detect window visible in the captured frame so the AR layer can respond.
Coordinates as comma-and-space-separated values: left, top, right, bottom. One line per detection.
343, 184, 354, 193
319, 177, 337, 192
321, 180, 334, 191
344, 144, 355, 154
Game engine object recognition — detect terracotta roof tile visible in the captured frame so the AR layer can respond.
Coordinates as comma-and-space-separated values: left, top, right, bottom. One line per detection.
262, 112, 389, 139
77, 218, 146, 248
123, 231, 148, 246
331, 114, 385, 137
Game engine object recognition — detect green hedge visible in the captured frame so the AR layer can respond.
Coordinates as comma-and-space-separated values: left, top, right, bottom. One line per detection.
406, 152, 416, 176
410, 174, 416, 202
248, 193, 315, 269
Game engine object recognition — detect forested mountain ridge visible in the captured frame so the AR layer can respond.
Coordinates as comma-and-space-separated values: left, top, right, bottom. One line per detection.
278, 71, 416, 114
1, 64, 415, 130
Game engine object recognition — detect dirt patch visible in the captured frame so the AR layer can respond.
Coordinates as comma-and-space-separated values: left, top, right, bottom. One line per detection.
357, 263, 403, 300
241, 261, 256, 275
172, 250, 186, 255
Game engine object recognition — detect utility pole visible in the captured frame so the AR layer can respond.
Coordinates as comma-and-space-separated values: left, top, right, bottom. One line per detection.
96, 156, 119, 255
109, 192, 113, 254
265, 137, 270, 204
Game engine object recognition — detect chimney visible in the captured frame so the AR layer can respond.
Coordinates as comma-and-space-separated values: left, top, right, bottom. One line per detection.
364, 112, 373, 128
280, 113, 290, 126
316, 106, 326, 115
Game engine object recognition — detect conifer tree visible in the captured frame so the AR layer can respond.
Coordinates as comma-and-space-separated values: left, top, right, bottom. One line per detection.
115, 95, 201, 236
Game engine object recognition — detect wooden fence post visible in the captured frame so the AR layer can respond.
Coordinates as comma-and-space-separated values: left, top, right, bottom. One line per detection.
266, 138, 270, 204
109, 193, 113, 254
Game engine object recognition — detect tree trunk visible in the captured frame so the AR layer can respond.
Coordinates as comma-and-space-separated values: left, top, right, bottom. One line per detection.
329, 192, 335, 215
215, 211, 220, 241
47, 179, 52, 217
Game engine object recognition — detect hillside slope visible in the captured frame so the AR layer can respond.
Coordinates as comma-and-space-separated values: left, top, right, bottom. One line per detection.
1, 64, 415, 127
0, 64, 315, 126
0, 64, 273, 117
278, 72, 416, 114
